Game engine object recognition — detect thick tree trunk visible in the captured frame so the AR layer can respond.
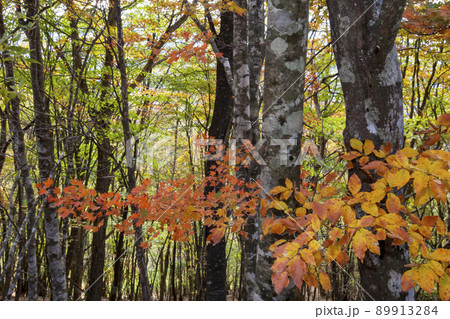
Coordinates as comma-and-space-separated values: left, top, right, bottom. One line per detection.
25, 0, 67, 301
255, 0, 309, 300
204, 6, 234, 301
326, 0, 414, 301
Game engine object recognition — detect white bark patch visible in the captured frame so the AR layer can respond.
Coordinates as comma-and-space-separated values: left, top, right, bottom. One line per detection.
338, 14, 351, 36
270, 3, 305, 36
364, 99, 380, 134
378, 46, 401, 86
284, 111, 302, 135
270, 37, 288, 57
339, 57, 355, 83
387, 270, 402, 299
285, 57, 305, 72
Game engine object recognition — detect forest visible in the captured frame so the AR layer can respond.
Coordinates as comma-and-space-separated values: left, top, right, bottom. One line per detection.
0, 0, 449, 301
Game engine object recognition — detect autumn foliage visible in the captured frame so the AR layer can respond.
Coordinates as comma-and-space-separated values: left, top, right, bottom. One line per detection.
262, 114, 450, 299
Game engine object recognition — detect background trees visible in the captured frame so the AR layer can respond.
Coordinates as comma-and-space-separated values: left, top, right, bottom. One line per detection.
0, 0, 448, 301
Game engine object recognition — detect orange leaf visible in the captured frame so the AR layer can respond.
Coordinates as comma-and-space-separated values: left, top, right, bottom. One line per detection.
210, 227, 225, 244
359, 216, 375, 228
386, 194, 401, 214
429, 179, 446, 203
352, 230, 367, 262
270, 220, 286, 234
436, 113, 450, 126
401, 268, 418, 292
422, 216, 438, 227
262, 217, 273, 235
295, 207, 307, 217
362, 161, 386, 170
348, 174, 361, 196
43, 178, 53, 189
289, 255, 307, 290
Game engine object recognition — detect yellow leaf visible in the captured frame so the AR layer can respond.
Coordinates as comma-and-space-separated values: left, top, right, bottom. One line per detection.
269, 239, 286, 252
319, 272, 331, 292
270, 186, 289, 195
295, 207, 307, 217
285, 178, 293, 190
270, 200, 288, 211
294, 191, 306, 205
311, 214, 321, 232
342, 205, 355, 225
326, 244, 341, 263
363, 139, 374, 155
361, 202, 379, 216
365, 232, 380, 255
373, 149, 386, 158
412, 171, 429, 195
320, 186, 338, 197
350, 138, 363, 152
387, 169, 410, 189
368, 188, 386, 203
280, 190, 293, 200
348, 174, 361, 196
418, 264, 436, 293
430, 249, 450, 263
439, 274, 450, 301
300, 249, 316, 266
436, 217, 446, 235
415, 187, 431, 206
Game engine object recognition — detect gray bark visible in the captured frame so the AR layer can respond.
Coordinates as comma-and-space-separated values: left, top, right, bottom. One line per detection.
326, 0, 414, 301
233, 0, 265, 301
24, 0, 67, 300
255, 0, 309, 300
0, 1, 38, 300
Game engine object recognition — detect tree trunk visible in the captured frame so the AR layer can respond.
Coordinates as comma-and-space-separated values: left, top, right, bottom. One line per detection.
239, 0, 264, 301
114, 0, 152, 300
24, 0, 67, 300
85, 2, 115, 301
204, 5, 234, 301
326, 0, 414, 301
255, 0, 309, 300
